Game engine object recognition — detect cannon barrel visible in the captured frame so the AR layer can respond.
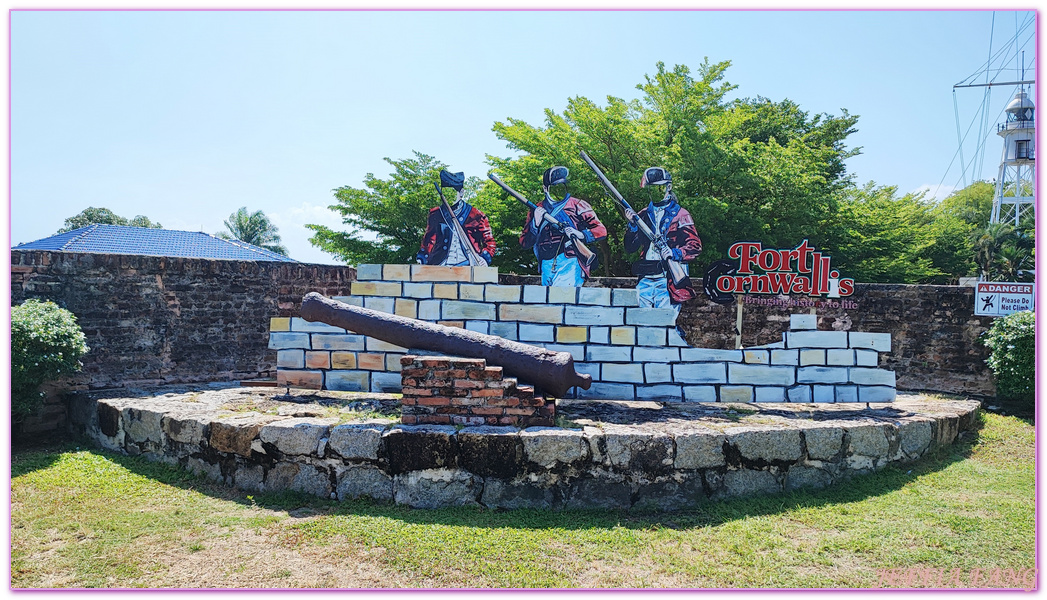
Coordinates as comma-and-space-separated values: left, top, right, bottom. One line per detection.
300, 292, 592, 397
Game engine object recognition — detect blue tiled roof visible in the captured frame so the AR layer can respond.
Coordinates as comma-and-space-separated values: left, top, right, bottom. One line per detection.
13, 224, 297, 262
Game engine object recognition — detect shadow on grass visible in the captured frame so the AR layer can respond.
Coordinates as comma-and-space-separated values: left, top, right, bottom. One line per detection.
14, 412, 988, 535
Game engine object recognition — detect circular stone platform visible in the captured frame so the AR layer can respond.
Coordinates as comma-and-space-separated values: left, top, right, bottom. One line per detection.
67, 386, 979, 511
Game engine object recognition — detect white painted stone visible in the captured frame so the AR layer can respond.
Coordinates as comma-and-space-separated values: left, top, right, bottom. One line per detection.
720, 386, 754, 402
643, 363, 673, 383
673, 363, 728, 384
311, 334, 366, 351
754, 387, 787, 402
637, 327, 667, 347
836, 385, 859, 403
574, 362, 600, 379
356, 264, 383, 280
277, 350, 305, 369
728, 364, 796, 386
787, 385, 812, 403
547, 286, 578, 304
544, 344, 584, 361
826, 349, 855, 366
586, 346, 632, 362
625, 307, 677, 326
464, 321, 489, 334
291, 318, 346, 333
577, 382, 635, 400
770, 349, 799, 366
797, 366, 849, 384
402, 282, 433, 299
799, 349, 825, 366
785, 330, 848, 348
743, 349, 769, 364
442, 300, 497, 320
565, 306, 624, 326
633, 347, 680, 363
578, 287, 612, 306
790, 314, 817, 330
855, 349, 878, 367
326, 370, 369, 391
519, 323, 555, 342
589, 327, 609, 344
849, 332, 891, 352
370, 372, 403, 392
812, 385, 835, 403
522, 285, 547, 303
679, 348, 743, 362
489, 322, 517, 340
485, 284, 522, 303
363, 297, 395, 314
458, 284, 485, 301
417, 300, 441, 320
339, 296, 364, 307
667, 328, 688, 347
611, 288, 640, 307
682, 386, 717, 402
849, 368, 896, 386
268, 332, 310, 350
636, 384, 682, 400
601, 363, 645, 383
366, 338, 407, 352
471, 266, 499, 283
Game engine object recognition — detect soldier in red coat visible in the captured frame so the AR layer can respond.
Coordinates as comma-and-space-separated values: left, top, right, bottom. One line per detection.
624, 167, 702, 313
417, 170, 496, 266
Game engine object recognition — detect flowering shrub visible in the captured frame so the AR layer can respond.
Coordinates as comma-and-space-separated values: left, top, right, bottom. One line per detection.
982, 310, 1035, 407
11, 299, 89, 420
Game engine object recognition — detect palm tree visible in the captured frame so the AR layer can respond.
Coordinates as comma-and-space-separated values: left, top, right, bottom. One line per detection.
217, 207, 289, 256
971, 222, 1016, 280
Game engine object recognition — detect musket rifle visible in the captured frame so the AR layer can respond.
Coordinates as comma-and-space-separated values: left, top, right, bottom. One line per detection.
487, 172, 597, 268
579, 150, 689, 286
433, 182, 486, 267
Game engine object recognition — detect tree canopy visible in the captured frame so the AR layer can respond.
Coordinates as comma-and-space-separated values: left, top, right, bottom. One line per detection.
58, 207, 163, 233
217, 207, 289, 256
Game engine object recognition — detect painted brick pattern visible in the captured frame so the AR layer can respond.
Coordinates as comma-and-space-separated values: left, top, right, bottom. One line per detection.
274, 264, 896, 404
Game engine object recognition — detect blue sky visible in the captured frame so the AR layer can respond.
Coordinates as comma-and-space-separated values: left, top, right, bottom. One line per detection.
10, 9, 1037, 264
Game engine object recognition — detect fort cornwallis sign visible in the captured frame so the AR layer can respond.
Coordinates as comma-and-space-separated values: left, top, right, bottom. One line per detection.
717, 240, 855, 298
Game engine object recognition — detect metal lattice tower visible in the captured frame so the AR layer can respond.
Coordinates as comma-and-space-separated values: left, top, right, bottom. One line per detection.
990, 90, 1035, 227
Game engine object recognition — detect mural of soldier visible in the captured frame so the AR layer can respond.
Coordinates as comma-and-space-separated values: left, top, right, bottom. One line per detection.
520, 166, 607, 286
417, 170, 496, 266
624, 167, 702, 315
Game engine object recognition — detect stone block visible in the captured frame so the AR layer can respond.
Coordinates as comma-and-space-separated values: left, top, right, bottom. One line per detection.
465, 321, 489, 334
611, 288, 640, 307
336, 464, 393, 502
812, 385, 835, 403
403, 282, 433, 299
383, 425, 457, 473
589, 327, 609, 344
728, 364, 796, 386
363, 297, 395, 314
770, 349, 798, 366
329, 423, 385, 460
899, 420, 932, 458
636, 327, 667, 347
351, 281, 402, 297
355, 264, 383, 280
565, 475, 633, 510
432, 283, 458, 299
547, 286, 578, 304
357, 353, 385, 371
291, 318, 345, 333
260, 418, 336, 455
440, 300, 495, 321
278, 370, 323, 390
122, 406, 164, 445
846, 424, 889, 456
720, 469, 780, 498
786, 385, 812, 403
385, 354, 404, 371
855, 349, 878, 367
520, 427, 590, 468
643, 363, 673, 383
804, 426, 843, 460
457, 426, 523, 479
576, 382, 635, 400
411, 264, 472, 282
673, 363, 727, 384
674, 429, 726, 468
500, 304, 563, 324
270, 317, 290, 332
325, 370, 369, 392
574, 362, 600, 379
521, 285, 547, 303
565, 306, 624, 326
489, 322, 518, 340
603, 430, 674, 471
364, 338, 406, 353
682, 386, 717, 402
609, 326, 636, 345
785, 465, 832, 491
586, 345, 631, 362
311, 334, 366, 351
632, 474, 708, 512
601, 363, 644, 383
277, 349, 305, 369
826, 349, 855, 366
743, 349, 769, 364
233, 465, 265, 492
418, 299, 442, 320
636, 383, 681, 399
162, 412, 210, 445
556, 326, 588, 343
578, 287, 612, 306
679, 348, 743, 362
626, 307, 677, 326
729, 427, 802, 462
305, 351, 330, 370
720, 386, 754, 403
849, 368, 896, 386
472, 266, 499, 283
485, 284, 522, 303
859, 386, 896, 403
785, 330, 848, 349
458, 284, 484, 301
544, 343, 584, 361
333, 296, 363, 307
392, 298, 417, 319
383, 264, 411, 281
754, 387, 786, 402
187, 457, 223, 482
481, 478, 555, 510
790, 314, 817, 330
633, 347, 680, 362
836, 385, 859, 402
209, 414, 277, 456
394, 468, 481, 508
268, 332, 311, 350
797, 366, 849, 384
848, 332, 891, 352
371, 372, 403, 392
799, 349, 825, 366
667, 328, 688, 347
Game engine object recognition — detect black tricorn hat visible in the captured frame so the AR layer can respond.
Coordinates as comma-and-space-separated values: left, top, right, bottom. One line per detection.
439, 170, 465, 191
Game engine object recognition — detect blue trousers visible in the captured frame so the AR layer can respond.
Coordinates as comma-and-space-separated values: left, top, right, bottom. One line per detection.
541, 253, 584, 287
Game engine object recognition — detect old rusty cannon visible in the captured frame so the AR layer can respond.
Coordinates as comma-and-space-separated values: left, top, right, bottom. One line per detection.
300, 292, 592, 397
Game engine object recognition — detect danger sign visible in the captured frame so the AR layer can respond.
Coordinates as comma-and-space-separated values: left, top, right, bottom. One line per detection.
975, 282, 1035, 317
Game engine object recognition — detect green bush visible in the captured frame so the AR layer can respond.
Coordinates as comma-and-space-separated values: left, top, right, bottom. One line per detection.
11, 299, 89, 421
982, 310, 1035, 406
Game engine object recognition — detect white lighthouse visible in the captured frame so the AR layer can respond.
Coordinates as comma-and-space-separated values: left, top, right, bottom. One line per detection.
990, 90, 1035, 227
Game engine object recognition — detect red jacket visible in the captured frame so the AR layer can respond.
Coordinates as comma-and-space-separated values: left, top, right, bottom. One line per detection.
624, 201, 702, 303
417, 202, 496, 265
519, 195, 607, 278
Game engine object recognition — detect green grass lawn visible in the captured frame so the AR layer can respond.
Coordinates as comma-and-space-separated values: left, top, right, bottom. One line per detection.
10, 410, 1035, 589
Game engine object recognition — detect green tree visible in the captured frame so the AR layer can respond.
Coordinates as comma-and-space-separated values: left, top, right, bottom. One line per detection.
937, 180, 994, 227
58, 207, 163, 233
217, 207, 288, 256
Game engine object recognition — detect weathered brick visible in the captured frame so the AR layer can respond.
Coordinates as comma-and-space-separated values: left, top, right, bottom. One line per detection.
636, 327, 667, 347
633, 347, 680, 362
305, 350, 330, 369
432, 283, 458, 299
547, 286, 578, 304
411, 264, 472, 282
277, 349, 305, 368
499, 304, 563, 324
403, 282, 433, 299
679, 348, 743, 362
610, 326, 636, 345
849, 368, 896, 386
357, 353, 385, 371
485, 284, 521, 303
459, 284, 485, 300
438, 320, 464, 328
556, 326, 588, 343
826, 349, 855, 366
489, 322, 518, 340
418, 300, 442, 320
270, 317, 290, 332
643, 363, 673, 383
770, 349, 799, 366
586, 345, 631, 362
626, 307, 677, 326
797, 366, 849, 384
789, 314, 817, 330
522, 285, 547, 303
394, 298, 418, 318
519, 323, 555, 342
611, 288, 640, 307
325, 370, 369, 391
363, 296, 395, 314
350, 281, 402, 297
673, 363, 727, 384
785, 330, 848, 349
565, 306, 624, 326
311, 334, 366, 351
578, 287, 612, 306
268, 332, 311, 350
682, 385, 717, 402
720, 386, 754, 403
728, 364, 796, 386
290, 318, 345, 333
743, 349, 769, 364
471, 266, 499, 283
355, 264, 382, 280
278, 370, 323, 390
799, 349, 825, 366
848, 332, 891, 352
